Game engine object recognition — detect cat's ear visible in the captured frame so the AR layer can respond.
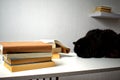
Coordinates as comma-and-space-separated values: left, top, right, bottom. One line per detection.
73, 42, 76, 45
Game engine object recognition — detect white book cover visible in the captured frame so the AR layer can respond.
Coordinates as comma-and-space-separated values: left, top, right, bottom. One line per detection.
4, 52, 52, 59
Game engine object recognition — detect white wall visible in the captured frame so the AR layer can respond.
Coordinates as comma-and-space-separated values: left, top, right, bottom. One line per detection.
0, 0, 120, 51
0, 0, 120, 79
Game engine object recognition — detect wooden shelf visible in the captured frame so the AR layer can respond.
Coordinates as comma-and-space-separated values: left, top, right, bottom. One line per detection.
90, 12, 120, 19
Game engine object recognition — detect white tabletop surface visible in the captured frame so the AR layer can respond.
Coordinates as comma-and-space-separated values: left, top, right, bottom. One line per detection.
0, 53, 120, 80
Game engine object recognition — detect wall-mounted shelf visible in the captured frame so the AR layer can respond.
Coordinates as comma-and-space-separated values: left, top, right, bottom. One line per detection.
90, 12, 120, 19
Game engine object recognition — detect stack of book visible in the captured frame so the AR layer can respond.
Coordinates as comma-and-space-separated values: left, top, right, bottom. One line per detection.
95, 6, 112, 13
0, 41, 55, 72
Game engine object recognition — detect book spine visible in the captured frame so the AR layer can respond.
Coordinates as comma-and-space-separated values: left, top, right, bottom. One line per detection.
95, 8, 111, 13
4, 56, 52, 65
96, 6, 111, 9
3, 46, 52, 54
4, 61, 55, 72
4, 52, 52, 59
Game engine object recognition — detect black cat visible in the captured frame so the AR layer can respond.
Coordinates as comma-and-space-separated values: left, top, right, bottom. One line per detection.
73, 29, 120, 58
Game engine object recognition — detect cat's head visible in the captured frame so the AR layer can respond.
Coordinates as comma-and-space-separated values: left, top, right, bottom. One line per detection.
73, 38, 91, 57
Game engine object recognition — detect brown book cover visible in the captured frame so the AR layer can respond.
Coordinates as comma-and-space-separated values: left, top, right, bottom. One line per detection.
4, 56, 52, 65
95, 6, 111, 13
96, 6, 111, 10
4, 61, 55, 72
95, 8, 111, 13
52, 47, 61, 53
0, 41, 52, 54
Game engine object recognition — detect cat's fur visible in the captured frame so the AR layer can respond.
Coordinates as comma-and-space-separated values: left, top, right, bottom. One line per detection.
73, 29, 120, 58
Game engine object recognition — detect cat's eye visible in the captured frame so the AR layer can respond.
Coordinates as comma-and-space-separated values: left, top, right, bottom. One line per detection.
73, 42, 76, 44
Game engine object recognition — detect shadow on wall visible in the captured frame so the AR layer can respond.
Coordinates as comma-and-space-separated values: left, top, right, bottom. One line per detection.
94, 18, 120, 32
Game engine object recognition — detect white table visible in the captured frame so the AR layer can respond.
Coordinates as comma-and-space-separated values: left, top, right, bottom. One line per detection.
0, 53, 120, 80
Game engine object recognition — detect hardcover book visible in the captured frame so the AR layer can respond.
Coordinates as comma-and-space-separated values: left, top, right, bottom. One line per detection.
4, 56, 51, 65
4, 52, 52, 59
4, 61, 55, 72
0, 41, 52, 54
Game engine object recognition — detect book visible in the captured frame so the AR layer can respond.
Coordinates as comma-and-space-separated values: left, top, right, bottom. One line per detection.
52, 53, 60, 59
0, 41, 52, 54
39, 39, 56, 48
40, 39, 70, 53
95, 8, 111, 13
52, 47, 61, 53
4, 52, 52, 59
4, 61, 55, 72
4, 56, 51, 65
55, 40, 70, 53
96, 6, 111, 10
95, 6, 112, 13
